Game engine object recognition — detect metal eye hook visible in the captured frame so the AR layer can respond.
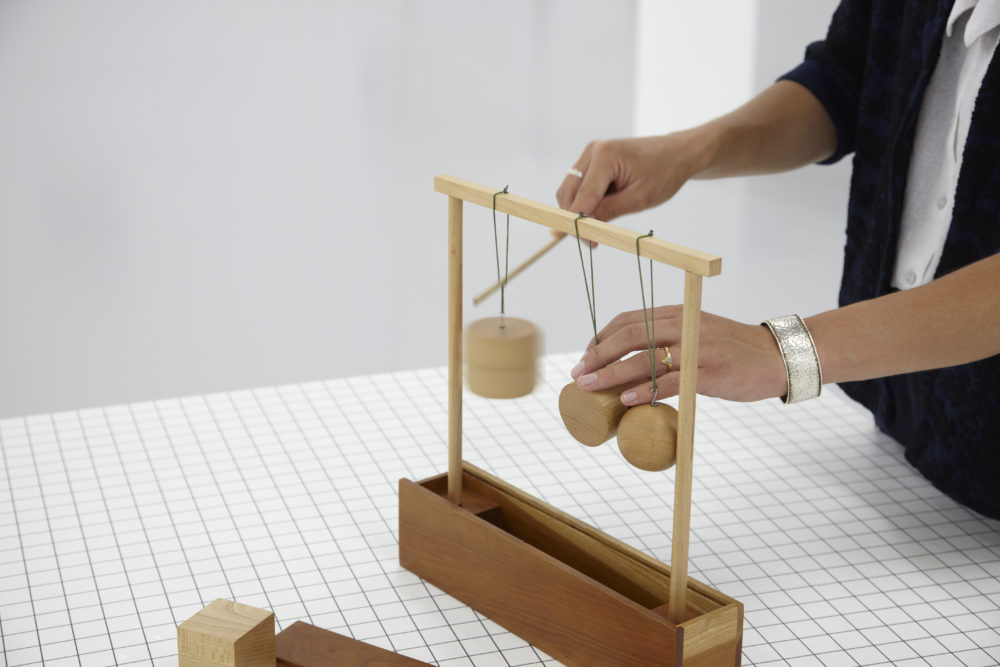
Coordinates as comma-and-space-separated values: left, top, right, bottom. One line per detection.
649, 385, 659, 406
492, 184, 509, 210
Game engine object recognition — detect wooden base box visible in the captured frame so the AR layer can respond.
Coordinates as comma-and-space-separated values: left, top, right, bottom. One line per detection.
399, 463, 743, 666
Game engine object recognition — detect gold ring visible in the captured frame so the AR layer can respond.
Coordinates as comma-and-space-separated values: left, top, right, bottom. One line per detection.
661, 346, 673, 371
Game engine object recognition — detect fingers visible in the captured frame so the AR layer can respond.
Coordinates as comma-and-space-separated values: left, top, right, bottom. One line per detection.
556, 143, 594, 211
569, 163, 616, 220
588, 190, 628, 224
565, 141, 644, 222
556, 145, 599, 248
574, 341, 683, 393
592, 306, 681, 350
568, 308, 792, 406
619, 373, 682, 407
558, 140, 622, 222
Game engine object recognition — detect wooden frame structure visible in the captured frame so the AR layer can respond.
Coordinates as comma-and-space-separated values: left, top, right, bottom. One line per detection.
398, 176, 742, 666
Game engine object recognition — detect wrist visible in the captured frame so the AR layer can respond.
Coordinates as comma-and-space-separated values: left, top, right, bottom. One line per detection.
671, 124, 725, 181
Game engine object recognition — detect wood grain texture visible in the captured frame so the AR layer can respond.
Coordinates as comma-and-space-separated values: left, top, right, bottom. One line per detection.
559, 382, 629, 447
670, 271, 704, 623
617, 403, 678, 472
448, 195, 463, 505
434, 175, 721, 277
399, 466, 743, 666
465, 317, 538, 399
177, 599, 274, 667
275, 621, 432, 667
448, 464, 736, 619
675, 604, 743, 667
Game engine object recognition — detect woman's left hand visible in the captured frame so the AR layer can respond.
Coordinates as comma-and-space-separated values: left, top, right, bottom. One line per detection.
569, 306, 789, 405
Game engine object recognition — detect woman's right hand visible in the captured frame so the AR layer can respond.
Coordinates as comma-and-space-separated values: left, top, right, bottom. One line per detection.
555, 132, 708, 222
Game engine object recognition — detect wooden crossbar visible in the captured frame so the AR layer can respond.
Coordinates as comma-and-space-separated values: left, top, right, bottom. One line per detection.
434, 175, 722, 277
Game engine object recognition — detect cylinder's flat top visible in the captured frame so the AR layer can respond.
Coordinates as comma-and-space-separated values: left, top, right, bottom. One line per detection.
467, 316, 536, 340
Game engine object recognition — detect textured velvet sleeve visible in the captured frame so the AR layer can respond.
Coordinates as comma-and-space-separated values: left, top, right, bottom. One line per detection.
779, 0, 874, 164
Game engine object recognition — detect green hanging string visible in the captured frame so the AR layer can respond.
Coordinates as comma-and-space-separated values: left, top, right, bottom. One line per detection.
636, 230, 657, 404
492, 186, 511, 328
574, 212, 599, 344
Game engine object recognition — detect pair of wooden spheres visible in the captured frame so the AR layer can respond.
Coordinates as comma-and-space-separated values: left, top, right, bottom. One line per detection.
465, 316, 540, 398
559, 381, 678, 471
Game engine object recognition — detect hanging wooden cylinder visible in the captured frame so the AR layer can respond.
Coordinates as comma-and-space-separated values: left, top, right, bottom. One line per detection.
559, 382, 630, 447
617, 402, 679, 471
465, 316, 539, 399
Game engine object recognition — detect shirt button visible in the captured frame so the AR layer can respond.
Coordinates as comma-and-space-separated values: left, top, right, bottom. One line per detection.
936, 195, 948, 209
905, 269, 917, 285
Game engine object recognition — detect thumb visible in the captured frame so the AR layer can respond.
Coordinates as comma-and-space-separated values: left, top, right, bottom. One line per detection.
589, 190, 642, 222
569, 168, 615, 218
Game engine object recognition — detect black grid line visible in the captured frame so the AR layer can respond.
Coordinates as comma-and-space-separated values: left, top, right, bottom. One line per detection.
0, 354, 999, 666
45, 412, 121, 667
1, 419, 45, 667
302, 378, 483, 663
67, 409, 150, 666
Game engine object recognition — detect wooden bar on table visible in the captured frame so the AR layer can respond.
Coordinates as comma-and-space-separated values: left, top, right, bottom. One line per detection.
176, 601, 433, 667
448, 195, 463, 505
670, 271, 703, 624
275, 621, 432, 666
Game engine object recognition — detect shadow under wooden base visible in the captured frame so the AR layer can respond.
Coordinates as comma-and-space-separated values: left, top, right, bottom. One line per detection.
399, 462, 743, 666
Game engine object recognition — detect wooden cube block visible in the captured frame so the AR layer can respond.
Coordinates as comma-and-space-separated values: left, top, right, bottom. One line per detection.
178, 598, 275, 667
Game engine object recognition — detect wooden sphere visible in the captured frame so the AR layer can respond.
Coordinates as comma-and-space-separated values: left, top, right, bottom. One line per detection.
465, 317, 538, 399
617, 403, 678, 471
559, 381, 629, 447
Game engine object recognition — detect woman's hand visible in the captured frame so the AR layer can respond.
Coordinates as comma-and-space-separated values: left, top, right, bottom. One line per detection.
555, 133, 710, 222
569, 306, 788, 405
555, 81, 839, 223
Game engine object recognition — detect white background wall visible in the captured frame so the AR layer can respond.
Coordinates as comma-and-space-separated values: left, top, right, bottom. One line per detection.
0, 0, 848, 419
631, 0, 849, 324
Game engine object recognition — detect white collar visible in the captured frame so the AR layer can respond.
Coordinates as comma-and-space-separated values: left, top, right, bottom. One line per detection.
947, 0, 1000, 46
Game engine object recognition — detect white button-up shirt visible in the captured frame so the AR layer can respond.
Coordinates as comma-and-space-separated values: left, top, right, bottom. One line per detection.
891, 0, 1000, 290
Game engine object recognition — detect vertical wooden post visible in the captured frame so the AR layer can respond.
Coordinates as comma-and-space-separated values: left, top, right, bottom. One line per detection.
448, 196, 464, 504
669, 271, 703, 623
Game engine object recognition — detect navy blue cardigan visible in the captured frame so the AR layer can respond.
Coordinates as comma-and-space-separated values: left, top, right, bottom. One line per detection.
781, 0, 1000, 519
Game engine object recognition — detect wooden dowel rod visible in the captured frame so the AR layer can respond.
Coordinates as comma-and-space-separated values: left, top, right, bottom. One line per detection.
434, 175, 721, 277
669, 270, 703, 623
448, 196, 463, 505
472, 235, 564, 306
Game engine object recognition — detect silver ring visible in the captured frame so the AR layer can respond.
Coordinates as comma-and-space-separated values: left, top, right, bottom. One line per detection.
566, 167, 583, 179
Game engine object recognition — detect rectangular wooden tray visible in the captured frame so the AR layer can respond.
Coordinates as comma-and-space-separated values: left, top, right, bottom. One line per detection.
399, 462, 742, 666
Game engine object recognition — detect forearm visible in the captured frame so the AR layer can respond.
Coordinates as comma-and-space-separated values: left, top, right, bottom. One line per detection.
678, 80, 838, 180
557, 81, 838, 221
806, 253, 1000, 384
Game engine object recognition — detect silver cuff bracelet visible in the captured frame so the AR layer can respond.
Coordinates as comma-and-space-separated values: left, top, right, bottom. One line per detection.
762, 314, 822, 404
